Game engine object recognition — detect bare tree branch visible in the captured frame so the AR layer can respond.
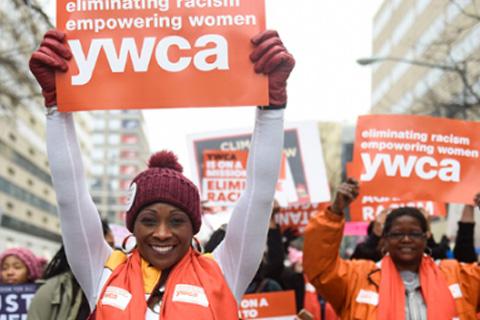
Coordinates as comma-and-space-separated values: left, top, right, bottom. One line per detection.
409, 1, 480, 120
451, 0, 480, 22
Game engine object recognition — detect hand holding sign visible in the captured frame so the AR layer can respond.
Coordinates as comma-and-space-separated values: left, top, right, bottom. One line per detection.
250, 30, 295, 107
474, 193, 480, 209
29, 30, 72, 107
331, 178, 359, 215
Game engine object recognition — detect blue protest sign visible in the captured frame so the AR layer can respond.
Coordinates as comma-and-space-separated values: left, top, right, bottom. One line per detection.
0, 283, 38, 319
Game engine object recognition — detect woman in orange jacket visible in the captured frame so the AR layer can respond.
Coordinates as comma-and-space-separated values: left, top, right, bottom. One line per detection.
303, 178, 480, 320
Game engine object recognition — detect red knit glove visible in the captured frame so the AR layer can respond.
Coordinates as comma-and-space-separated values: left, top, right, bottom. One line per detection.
250, 30, 295, 107
29, 29, 71, 107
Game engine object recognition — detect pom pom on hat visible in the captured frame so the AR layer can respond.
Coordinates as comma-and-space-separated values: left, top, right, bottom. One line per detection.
126, 150, 201, 234
148, 151, 183, 172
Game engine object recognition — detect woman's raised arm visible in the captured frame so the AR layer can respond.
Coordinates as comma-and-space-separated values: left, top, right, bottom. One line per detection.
30, 30, 112, 309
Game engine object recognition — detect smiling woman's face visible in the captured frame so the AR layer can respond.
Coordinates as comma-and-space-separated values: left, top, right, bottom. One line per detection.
133, 202, 193, 270
384, 215, 427, 272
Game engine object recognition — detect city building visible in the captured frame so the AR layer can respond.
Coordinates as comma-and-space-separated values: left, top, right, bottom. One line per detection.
368, 0, 480, 119
90, 110, 150, 225
0, 0, 95, 258
0, 105, 94, 258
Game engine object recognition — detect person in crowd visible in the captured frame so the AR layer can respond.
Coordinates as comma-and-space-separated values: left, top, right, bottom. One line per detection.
282, 245, 308, 312
27, 246, 91, 320
281, 247, 322, 320
350, 207, 450, 262
29, 28, 294, 318
0, 247, 43, 285
28, 221, 115, 320
454, 192, 480, 263
304, 178, 480, 319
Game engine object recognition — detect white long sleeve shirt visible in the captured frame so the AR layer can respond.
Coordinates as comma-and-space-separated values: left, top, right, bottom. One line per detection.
46, 108, 284, 318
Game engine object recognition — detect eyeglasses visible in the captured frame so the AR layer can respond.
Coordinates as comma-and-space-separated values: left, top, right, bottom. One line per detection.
385, 232, 426, 240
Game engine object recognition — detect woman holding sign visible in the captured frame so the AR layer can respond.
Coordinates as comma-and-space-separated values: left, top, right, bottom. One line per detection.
303, 179, 480, 319
29, 29, 294, 319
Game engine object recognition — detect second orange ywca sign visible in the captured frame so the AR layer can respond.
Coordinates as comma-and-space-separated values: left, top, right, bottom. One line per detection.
350, 115, 480, 204
56, 0, 267, 111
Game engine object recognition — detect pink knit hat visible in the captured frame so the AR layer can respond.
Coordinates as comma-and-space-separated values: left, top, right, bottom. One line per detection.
0, 247, 43, 282
125, 151, 201, 234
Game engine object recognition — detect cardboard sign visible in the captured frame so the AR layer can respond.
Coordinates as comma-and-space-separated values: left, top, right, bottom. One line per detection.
350, 115, 480, 204
239, 291, 296, 319
0, 284, 37, 319
188, 121, 331, 206
56, 0, 267, 111
275, 203, 328, 235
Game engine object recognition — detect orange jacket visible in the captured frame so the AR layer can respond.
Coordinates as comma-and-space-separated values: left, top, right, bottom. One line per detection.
303, 209, 480, 320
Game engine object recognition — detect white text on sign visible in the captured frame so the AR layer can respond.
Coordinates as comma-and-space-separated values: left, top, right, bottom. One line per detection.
69, 35, 229, 85
360, 154, 459, 182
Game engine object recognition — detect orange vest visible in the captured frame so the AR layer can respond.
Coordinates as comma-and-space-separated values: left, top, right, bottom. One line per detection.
93, 248, 238, 320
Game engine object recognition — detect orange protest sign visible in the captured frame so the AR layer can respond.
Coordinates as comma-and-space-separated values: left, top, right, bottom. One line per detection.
202, 149, 286, 206
275, 202, 329, 234
202, 149, 248, 205
239, 291, 296, 319
350, 115, 480, 204
56, 0, 267, 111
349, 195, 446, 222
346, 161, 447, 221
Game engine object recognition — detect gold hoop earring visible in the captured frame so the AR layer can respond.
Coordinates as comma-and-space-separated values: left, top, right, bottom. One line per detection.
192, 237, 202, 253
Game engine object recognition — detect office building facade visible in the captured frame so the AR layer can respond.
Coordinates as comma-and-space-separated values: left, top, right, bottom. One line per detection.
370, 0, 480, 119
90, 110, 150, 225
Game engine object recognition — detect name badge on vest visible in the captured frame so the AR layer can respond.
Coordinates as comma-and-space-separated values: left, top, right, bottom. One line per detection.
172, 284, 209, 307
449, 283, 463, 299
305, 282, 316, 293
355, 289, 379, 306
101, 286, 132, 310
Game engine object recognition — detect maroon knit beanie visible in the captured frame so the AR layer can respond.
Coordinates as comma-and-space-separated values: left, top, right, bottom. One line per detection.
125, 151, 201, 234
